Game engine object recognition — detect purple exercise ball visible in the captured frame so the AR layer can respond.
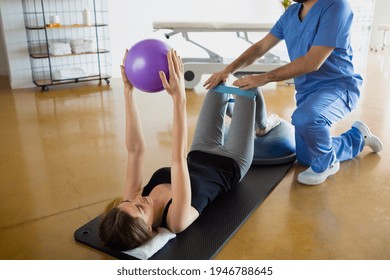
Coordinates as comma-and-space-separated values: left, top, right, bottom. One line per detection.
124, 39, 170, 93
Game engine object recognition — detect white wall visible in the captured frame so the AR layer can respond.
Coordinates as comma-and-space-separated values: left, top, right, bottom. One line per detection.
107, 0, 283, 79
0, 0, 33, 88
1, 0, 387, 89
370, 0, 390, 48
0, 5, 9, 76
1, 0, 284, 89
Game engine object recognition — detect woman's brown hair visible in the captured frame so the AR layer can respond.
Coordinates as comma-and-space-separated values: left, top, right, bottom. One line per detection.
98, 197, 156, 251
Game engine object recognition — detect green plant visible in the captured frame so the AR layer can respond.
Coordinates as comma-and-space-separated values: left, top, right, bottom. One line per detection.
280, 0, 292, 10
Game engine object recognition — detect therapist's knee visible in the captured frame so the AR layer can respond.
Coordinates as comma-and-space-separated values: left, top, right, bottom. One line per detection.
292, 107, 320, 131
293, 110, 331, 141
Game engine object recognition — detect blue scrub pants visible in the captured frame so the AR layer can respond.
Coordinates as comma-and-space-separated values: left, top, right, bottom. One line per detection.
291, 88, 364, 173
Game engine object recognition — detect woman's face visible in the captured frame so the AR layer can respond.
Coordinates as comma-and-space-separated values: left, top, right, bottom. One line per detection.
118, 195, 154, 229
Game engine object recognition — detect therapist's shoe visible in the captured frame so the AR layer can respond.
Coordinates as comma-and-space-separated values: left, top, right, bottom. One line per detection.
298, 161, 340, 185
352, 121, 383, 153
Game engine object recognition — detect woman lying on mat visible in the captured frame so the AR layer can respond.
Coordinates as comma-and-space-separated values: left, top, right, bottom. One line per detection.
98, 49, 279, 251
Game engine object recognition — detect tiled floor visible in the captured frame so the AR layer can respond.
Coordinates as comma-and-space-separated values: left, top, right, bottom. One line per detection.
0, 50, 389, 260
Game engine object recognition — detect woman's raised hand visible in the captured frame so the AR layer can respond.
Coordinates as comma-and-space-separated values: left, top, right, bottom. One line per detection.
159, 49, 185, 101
121, 49, 134, 92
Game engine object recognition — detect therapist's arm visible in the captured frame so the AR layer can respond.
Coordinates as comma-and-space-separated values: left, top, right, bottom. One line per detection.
203, 33, 281, 89
233, 45, 335, 90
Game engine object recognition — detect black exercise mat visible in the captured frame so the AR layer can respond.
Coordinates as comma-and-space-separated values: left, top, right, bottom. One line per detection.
74, 162, 293, 259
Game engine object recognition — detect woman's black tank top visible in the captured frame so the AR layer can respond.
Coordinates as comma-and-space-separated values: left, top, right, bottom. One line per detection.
142, 150, 240, 227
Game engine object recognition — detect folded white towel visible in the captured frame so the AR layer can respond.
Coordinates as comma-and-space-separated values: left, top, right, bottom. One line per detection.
122, 227, 176, 259
48, 42, 72, 56
70, 38, 94, 46
70, 38, 94, 54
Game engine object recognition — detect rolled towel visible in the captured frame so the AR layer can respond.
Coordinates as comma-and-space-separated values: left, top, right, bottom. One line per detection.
52, 67, 86, 80
122, 227, 176, 259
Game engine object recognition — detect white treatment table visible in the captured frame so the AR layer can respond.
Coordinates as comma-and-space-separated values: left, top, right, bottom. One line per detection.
153, 21, 287, 88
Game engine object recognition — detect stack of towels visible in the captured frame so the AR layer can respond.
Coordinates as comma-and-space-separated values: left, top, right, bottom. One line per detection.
49, 38, 96, 80
48, 42, 72, 56
70, 38, 94, 54
48, 38, 94, 56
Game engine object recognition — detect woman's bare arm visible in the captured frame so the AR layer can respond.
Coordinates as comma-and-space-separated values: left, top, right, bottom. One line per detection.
121, 50, 146, 201
159, 50, 198, 232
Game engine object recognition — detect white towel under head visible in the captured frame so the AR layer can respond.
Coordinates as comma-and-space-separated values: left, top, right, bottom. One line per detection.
122, 227, 176, 260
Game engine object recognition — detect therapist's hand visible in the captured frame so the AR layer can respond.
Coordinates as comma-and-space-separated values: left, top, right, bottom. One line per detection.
203, 69, 230, 90
233, 73, 270, 90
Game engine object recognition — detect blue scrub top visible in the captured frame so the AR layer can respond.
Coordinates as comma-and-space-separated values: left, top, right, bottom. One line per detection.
270, 0, 362, 101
